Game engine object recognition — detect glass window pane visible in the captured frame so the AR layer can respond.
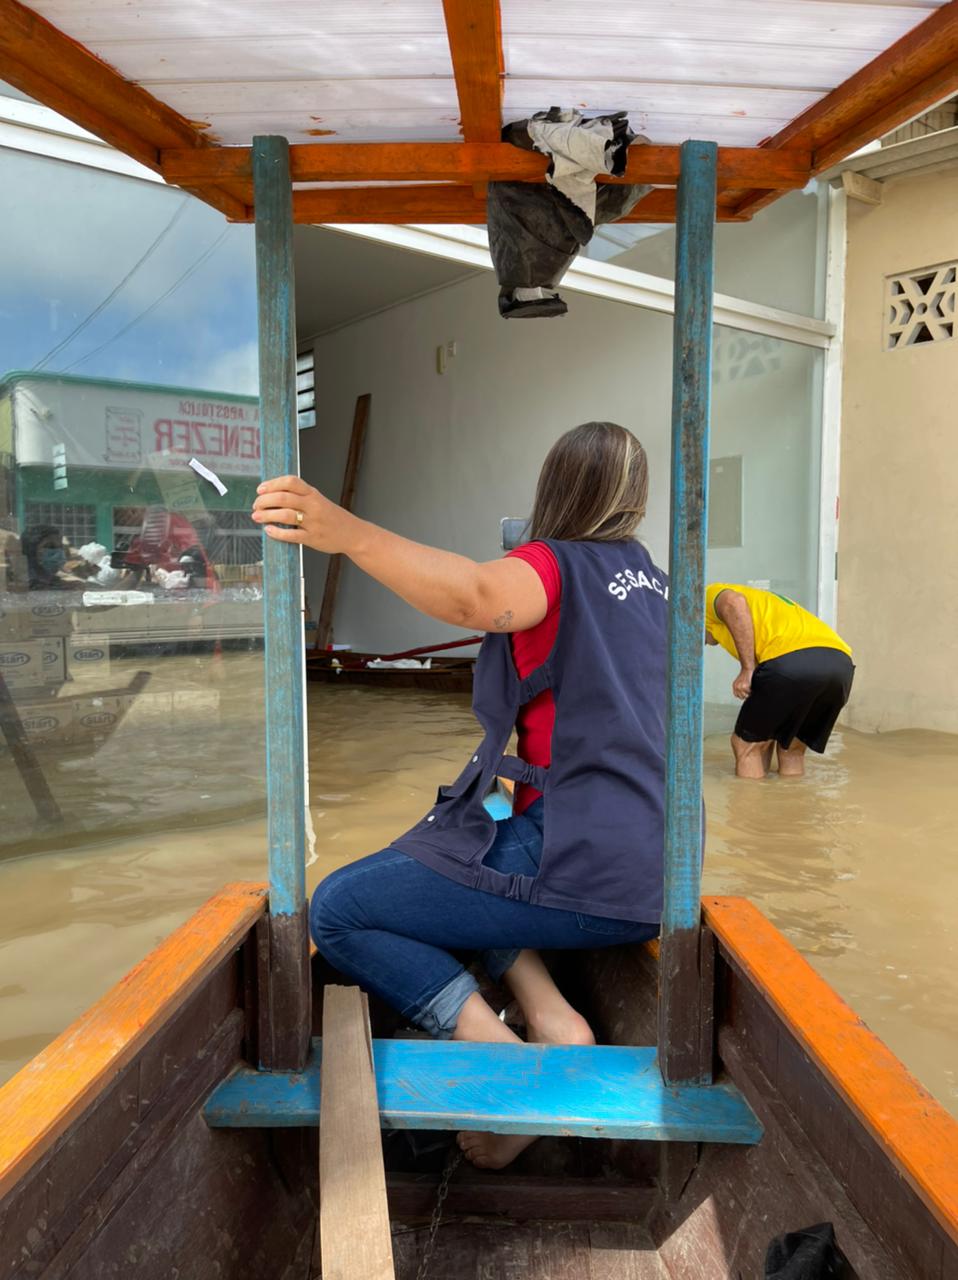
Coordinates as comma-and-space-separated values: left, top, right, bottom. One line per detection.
0, 148, 265, 1031
586, 185, 828, 319
705, 328, 823, 723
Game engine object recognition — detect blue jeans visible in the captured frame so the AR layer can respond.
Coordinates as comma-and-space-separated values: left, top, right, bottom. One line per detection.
310, 798, 659, 1038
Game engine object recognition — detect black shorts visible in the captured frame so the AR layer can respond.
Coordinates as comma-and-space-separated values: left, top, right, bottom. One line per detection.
734, 647, 855, 754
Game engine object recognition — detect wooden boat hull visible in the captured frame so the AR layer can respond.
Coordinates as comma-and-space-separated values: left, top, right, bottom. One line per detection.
1, 884, 955, 1278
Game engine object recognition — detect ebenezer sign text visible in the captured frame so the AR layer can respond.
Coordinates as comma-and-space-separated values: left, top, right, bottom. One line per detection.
10, 378, 262, 479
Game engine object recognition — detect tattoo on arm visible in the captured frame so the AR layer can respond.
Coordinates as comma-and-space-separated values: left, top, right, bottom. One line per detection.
492, 609, 514, 631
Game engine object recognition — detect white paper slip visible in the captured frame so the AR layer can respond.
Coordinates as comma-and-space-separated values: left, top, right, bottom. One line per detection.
188, 457, 228, 496
82, 590, 154, 608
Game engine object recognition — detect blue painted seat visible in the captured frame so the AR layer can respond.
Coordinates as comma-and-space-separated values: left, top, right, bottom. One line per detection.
205, 789, 761, 1145
204, 1039, 762, 1143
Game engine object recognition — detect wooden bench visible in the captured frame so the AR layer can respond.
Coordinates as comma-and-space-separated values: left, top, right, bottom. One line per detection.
205, 1036, 761, 1144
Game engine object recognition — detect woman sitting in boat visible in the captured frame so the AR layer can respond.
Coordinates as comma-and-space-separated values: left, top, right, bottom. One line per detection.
253, 421, 667, 1170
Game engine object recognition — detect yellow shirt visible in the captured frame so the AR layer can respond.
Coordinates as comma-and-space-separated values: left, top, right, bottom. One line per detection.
705, 584, 852, 665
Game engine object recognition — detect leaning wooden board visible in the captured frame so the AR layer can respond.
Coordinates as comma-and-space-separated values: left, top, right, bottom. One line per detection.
318, 986, 395, 1280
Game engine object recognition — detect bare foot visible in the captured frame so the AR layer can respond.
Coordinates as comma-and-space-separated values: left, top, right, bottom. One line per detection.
456, 953, 596, 1171
525, 1005, 595, 1048
457, 1128, 539, 1170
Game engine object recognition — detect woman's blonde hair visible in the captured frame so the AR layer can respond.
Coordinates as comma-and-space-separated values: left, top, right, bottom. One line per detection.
528, 422, 649, 543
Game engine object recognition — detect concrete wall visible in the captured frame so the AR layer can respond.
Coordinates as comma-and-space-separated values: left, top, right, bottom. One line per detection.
300, 269, 822, 710
838, 167, 958, 733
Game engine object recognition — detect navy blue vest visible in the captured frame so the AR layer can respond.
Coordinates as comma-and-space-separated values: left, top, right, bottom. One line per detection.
391, 539, 669, 922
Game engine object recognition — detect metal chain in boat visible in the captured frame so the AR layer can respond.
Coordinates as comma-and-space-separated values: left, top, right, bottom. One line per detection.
415, 1145, 463, 1280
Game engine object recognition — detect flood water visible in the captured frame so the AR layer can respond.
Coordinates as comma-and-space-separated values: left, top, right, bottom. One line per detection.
0, 673, 955, 1120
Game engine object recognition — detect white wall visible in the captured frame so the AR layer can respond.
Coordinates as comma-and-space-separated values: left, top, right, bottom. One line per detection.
300, 269, 822, 711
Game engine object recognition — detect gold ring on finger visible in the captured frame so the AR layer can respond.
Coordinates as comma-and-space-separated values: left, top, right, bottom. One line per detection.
295, 510, 304, 524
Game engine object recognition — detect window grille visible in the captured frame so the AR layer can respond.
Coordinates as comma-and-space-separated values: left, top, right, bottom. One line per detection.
885, 262, 956, 350
113, 506, 261, 565
296, 349, 316, 429
24, 501, 97, 547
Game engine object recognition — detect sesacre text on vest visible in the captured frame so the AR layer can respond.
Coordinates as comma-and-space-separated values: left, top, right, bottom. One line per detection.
607, 568, 669, 601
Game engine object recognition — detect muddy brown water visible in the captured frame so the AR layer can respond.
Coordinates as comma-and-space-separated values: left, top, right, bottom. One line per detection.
0, 661, 955, 1120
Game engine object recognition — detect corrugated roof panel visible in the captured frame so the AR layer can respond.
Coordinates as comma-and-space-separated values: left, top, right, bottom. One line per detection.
504, 81, 820, 146
34, 0, 450, 40
500, 0, 944, 46
184, 112, 464, 147
30, 0, 460, 144
505, 37, 871, 92
21, 0, 954, 149
151, 79, 461, 145
105, 36, 457, 86
502, 0, 948, 145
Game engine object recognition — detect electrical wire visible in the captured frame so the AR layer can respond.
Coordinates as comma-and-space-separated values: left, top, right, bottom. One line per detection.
32, 196, 190, 371
60, 227, 230, 374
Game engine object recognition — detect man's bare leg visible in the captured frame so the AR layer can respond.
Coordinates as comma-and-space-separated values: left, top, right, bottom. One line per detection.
457, 950, 594, 1170
776, 739, 807, 777
731, 733, 773, 779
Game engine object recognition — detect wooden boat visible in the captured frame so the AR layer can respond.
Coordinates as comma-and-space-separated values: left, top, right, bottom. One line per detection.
2, 1, 958, 1276
306, 650, 474, 694
1, 873, 956, 1277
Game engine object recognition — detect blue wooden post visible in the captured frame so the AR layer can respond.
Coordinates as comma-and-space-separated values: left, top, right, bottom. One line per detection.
253, 135, 310, 1072
658, 140, 717, 1087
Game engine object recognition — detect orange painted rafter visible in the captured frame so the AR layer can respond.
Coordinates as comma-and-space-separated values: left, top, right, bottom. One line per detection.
160, 142, 810, 193
285, 185, 747, 226
704, 896, 958, 1245
442, 0, 504, 143
0, 0, 249, 220
0, 881, 267, 1198
629, 187, 749, 225
734, 0, 958, 218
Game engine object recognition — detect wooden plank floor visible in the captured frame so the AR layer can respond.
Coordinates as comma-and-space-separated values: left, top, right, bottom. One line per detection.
391, 1220, 666, 1279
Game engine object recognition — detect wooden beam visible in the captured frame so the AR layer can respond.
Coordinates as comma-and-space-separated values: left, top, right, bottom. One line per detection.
657, 141, 716, 1088
283, 184, 747, 226
253, 136, 311, 1072
629, 187, 751, 224
734, 0, 958, 218
0, 882, 267, 1198
442, 0, 503, 142
0, 0, 248, 220
319, 987, 395, 1280
386, 1173, 659, 1222
161, 142, 811, 192
841, 170, 884, 206
315, 394, 371, 651
704, 896, 958, 1246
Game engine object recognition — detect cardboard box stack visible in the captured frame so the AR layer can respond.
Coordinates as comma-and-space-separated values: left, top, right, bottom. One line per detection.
0, 636, 65, 693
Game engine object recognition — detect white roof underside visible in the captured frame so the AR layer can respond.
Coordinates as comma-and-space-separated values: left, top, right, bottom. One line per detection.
33, 0, 947, 148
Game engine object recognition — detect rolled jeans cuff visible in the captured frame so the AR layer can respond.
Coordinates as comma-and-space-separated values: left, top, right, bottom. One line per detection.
483, 947, 521, 984
414, 969, 480, 1039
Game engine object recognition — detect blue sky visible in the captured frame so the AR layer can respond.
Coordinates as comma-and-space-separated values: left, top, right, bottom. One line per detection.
0, 149, 259, 395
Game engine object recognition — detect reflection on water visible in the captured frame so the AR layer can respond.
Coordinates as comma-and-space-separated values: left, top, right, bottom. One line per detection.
0, 685, 955, 1120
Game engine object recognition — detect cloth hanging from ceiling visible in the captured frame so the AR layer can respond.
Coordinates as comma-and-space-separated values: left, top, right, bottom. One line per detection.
488, 108, 652, 318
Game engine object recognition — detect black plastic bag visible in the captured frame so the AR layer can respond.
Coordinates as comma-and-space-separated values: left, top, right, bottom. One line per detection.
488, 108, 651, 318
765, 1223, 855, 1279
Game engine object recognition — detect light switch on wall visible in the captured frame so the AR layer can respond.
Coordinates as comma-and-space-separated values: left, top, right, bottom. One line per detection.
436, 340, 457, 374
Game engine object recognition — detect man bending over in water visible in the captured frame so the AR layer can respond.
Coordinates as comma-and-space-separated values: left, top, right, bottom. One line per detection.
705, 584, 854, 779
